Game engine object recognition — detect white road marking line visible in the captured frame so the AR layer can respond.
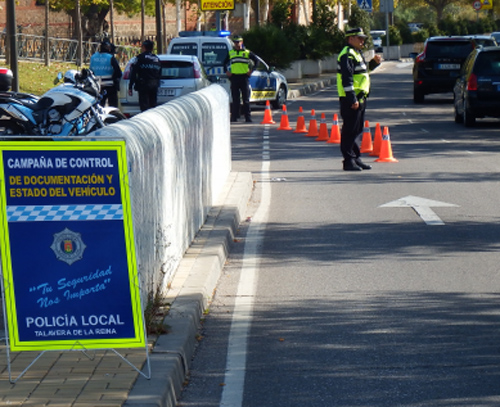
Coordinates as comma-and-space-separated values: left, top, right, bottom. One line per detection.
220, 128, 270, 407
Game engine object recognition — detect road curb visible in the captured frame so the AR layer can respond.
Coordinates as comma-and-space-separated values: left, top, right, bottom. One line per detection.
124, 171, 253, 407
288, 76, 336, 99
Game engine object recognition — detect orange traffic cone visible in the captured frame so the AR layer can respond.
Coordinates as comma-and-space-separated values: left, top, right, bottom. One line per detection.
327, 113, 341, 144
261, 100, 275, 124
316, 113, 329, 141
294, 106, 308, 133
370, 123, 383, 157
375, 127, 399, 163
306, 110, 319, 137
277, 104, 292, 130
360, 120, 373, 154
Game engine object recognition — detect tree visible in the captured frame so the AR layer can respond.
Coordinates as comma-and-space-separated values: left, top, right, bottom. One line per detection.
397, 0, 467, 21
48, 0, 156, 41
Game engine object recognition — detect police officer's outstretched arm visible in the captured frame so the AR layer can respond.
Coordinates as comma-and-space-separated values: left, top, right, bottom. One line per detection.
368, 54, 382, 71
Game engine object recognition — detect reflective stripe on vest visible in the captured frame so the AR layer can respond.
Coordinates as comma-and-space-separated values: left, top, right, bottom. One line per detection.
229, 49, 251, 74
90, 52, 114, 87
336, 46, 370, 97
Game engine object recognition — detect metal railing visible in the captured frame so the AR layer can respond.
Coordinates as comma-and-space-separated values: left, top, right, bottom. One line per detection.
0, 34, 140, 66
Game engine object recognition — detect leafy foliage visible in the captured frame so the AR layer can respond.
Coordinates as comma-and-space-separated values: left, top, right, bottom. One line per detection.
269, 0, 294, 29
48, 0, 155, 40
243, 24, 298, 69
347, 3, 373, 49
385, 25, 403, 45
245, 0, 344, 66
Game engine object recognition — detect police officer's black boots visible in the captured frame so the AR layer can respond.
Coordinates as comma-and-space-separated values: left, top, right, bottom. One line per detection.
355, 158, 372, 170
343, 159, 362, 171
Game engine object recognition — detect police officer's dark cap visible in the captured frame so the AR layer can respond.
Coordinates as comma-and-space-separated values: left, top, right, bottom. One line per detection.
232, 35, 243, 42
346, 27, 367, 38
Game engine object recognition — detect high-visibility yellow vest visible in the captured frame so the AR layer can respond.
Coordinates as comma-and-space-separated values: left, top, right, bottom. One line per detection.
337, 46, 370, 97
228, 49, 251, 74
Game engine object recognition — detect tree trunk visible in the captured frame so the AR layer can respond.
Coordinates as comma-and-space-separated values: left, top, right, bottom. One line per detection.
109, 0, 115, 43
262, 0, 270, 23
244, 0, 251, 29
75, 0, 83, 66
300, 0, 309, 25
176, 0, 181, 35
45, 0, 50, 66
141, 0, 145, 41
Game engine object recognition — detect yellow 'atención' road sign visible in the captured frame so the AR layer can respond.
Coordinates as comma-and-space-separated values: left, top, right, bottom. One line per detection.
200, 0, 234, 11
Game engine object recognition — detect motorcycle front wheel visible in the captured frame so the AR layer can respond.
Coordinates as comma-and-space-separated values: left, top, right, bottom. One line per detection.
0, 119, 28, 140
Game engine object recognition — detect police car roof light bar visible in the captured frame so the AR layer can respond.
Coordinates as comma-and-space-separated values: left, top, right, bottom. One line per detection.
178, 30, 231, 38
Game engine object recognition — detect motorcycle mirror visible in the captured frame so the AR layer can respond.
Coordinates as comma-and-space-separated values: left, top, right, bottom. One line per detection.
54, 72, 63, 85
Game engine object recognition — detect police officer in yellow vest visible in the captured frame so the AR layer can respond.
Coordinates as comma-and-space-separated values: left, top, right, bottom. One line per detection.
337, 27, 382, 171
224, 35, 258, 123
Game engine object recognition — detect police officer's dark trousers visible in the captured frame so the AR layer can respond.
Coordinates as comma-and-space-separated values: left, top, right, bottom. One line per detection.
230, 74, 250, 121
340, 97, 366, 163
138, 85, 158, 112
100, 86, 118, 108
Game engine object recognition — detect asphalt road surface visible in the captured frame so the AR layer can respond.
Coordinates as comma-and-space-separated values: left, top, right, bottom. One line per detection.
177, 61, 500, 407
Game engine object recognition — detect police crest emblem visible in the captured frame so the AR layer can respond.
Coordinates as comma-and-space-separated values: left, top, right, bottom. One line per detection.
50, 228, 87, 265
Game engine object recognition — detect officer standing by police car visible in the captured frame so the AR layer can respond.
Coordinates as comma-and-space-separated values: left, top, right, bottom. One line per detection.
89, 41, 122, 107
128, 40, 161, 112
337, 27, 382, 171
224, 35, 258, 123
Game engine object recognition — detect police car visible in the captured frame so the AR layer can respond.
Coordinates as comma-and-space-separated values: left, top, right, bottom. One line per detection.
167, 31, 288, 108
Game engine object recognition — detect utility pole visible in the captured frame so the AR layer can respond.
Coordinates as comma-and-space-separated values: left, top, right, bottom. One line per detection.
6, 0, 18, 91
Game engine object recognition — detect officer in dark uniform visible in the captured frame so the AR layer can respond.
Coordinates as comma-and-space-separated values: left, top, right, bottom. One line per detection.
224, 35, 258, 123
128, 40, 162, 112
337, 27, 382, 171
89, 41, 122, 107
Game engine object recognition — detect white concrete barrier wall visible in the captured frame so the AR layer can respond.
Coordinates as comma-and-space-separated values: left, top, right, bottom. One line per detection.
93, 84, 231, 301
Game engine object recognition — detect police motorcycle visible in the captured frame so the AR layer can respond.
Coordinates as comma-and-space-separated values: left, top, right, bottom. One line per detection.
0, 68, 125, 138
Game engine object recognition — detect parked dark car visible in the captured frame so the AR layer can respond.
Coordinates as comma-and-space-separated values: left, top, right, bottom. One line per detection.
453, 46, 500, 126
413, 36, 480, 103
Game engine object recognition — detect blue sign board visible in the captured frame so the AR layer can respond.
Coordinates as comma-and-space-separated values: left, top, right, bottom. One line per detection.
358, 0, 372, 12
0, 141, 144, 352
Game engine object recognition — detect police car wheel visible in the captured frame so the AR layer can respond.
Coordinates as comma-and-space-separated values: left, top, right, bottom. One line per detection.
272, 85, 287, 109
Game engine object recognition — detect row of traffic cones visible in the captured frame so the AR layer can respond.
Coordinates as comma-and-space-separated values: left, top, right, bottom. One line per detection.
267, 102, 397, 163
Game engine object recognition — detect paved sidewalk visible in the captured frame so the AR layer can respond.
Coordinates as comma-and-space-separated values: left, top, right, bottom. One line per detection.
0, 75, 336, 407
